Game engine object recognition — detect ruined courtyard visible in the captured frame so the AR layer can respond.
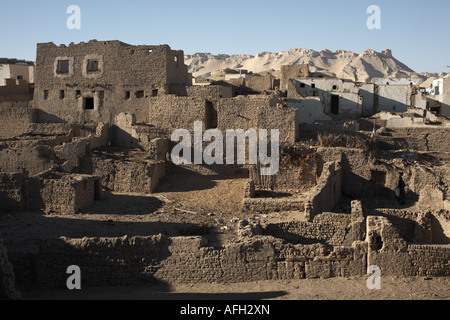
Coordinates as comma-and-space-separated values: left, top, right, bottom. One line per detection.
1, 40, 450, 300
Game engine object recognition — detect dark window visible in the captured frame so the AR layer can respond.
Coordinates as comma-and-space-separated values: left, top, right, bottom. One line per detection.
57, 60, 69, 74
59, 90, 65, 99
76, 90, 81, 98
135, 90, 144, 98
44, 90, 49, 100
311, 83, 316, 88
125, 91, 131, 100
17, 75, 23, 80
86, 59, 99, 73
332, 85, 338, 90
300, 83, 306, 88
84, 97, 94, 110
152, 89, 158, 97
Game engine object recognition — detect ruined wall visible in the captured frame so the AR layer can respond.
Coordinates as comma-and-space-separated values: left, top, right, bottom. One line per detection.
305, 161, 342, 219
0, 173, 26, 213
244, 161, 341, 216
263, 215, 352, 246
317, 147, 389, 199
377, 127, 450, 153
113, 112, 170, 151
79, 153, 165, 194
0, 144, 56, 176
34, 40, 190, 124
407, 244, 450, 277
25, 173, 100, 214
217, 96, 298, 144
34, 235, 367, 288
148, 95, 208, 130
169, 85, 233, 100
0, 106, 36, 139
366, 216, 450, 277
249, 158, 320, 193
243, 195, 307, 213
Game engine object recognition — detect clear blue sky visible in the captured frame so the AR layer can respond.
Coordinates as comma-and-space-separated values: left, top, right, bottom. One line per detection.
1, 0, 449, 73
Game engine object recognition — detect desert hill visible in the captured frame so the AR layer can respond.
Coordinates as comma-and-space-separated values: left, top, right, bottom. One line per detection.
185, 48, 426, 83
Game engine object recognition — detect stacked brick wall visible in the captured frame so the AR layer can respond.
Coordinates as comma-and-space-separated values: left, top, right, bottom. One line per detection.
148, 95, 207, 130
217, 96, 298, 144
79, 154, 165, 194
34, 235, 367, 288
34, 41, 189, 124
25, 174, 99, 214
407, 244, 450, 277
305, 161, 342, 219
263, 220, 350, 246
0, 106, 36, 139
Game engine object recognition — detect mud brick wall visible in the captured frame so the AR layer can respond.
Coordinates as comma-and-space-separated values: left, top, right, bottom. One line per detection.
34, 235, 367, 288
373, 209, 432, 243
25, 174, 98, 214
34, 41, 190, 124
0, 106, 36, 139
80, 155, 165, 194
169, 84, 233, 100
243, 197, 307, 213
263, 215, 352, 246
0, 173, 25, 213
306, 161, 342, 219
217, 96, 298, 144
407, 244, 450, 277
36, 235, 167, 288
148, 95, 207, 130
377, 128, 450, 153
113, 112, 170, 151
249, 152, 321, 193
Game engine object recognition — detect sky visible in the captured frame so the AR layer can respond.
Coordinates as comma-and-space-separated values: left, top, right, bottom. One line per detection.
1, 0, 449, 73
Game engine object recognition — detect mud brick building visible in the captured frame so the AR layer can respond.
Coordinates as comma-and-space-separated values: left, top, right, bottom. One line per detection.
33, 40, 191, 124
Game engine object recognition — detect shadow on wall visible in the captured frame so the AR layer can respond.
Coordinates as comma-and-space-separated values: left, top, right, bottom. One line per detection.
431, 214, 450, 244
112, 125, 140, 149
35, 109, 68, 124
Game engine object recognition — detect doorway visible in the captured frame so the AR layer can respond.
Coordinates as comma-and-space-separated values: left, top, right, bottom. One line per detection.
331, 95, 339, 115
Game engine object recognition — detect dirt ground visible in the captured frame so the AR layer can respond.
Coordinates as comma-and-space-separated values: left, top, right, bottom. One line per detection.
1, 170, 449, 301
20, 276, 450, 300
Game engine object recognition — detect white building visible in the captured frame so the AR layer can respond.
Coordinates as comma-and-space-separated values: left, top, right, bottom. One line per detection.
0, 63, 34, 86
